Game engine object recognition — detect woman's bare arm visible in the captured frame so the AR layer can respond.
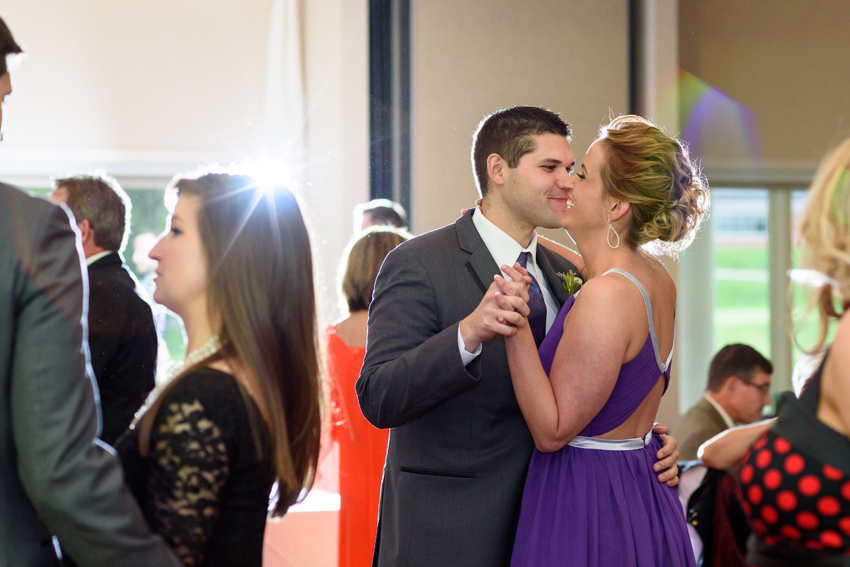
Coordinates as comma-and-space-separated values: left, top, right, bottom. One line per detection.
698, 418, 776, 472
501, 271, 630, 452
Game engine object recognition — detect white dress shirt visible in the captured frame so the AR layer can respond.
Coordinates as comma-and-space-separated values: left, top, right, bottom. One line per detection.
85, 250, 113, 267
458, 208, 559, 364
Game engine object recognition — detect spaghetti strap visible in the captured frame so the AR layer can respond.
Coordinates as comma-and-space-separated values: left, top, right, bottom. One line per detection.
600, 269, 674, 372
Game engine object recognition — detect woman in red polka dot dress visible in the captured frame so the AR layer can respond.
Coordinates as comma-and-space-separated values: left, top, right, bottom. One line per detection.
737, 137, 850, 566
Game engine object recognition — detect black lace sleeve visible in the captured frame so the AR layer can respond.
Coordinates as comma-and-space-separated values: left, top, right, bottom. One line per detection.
147, 390, 231, 566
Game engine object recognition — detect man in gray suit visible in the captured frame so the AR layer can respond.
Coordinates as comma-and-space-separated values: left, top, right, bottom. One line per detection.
357, 106, 680, 567
0, 16, 181, 567
674, 343, 773, 460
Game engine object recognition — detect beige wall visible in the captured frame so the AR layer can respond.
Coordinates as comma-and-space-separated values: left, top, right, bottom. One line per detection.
410, 0, 630, 237
0, 0, 370, 326
0, 0, 274, 178
679, 0, 850, 176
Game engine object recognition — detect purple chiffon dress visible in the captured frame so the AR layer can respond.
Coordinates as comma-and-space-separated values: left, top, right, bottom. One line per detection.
510, 269, 695, 567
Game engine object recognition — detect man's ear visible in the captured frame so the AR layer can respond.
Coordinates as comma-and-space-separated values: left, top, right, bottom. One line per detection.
486, 153, 509, 188
724, 375, 740, 393
77, 219, 94, 246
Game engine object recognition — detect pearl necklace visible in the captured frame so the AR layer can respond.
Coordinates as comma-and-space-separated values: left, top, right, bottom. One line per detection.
130, 334, 223, 428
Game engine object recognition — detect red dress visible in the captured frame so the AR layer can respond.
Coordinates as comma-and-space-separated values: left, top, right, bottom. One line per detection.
324, 324, 389, 567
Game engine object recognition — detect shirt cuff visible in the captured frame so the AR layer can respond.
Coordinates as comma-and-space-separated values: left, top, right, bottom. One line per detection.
457, 327, 482, 366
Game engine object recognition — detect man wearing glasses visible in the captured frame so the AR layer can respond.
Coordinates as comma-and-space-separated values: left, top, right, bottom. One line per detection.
674, 343, 773, 461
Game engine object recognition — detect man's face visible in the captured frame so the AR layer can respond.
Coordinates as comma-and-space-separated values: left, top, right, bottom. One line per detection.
731, 370, 772, 424
0, 72, 12, 139
500, 133, 575, 231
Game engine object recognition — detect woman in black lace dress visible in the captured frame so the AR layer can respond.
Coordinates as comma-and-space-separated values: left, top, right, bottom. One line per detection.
117, 171, 322, 566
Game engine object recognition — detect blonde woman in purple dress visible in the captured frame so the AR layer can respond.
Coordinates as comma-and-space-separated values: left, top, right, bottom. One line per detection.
495, 116, 708, 566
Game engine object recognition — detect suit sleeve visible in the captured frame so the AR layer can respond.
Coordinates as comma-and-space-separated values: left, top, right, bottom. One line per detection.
356, 246, 482, 429
680, 428, 719, 462
10, 204, 183, 567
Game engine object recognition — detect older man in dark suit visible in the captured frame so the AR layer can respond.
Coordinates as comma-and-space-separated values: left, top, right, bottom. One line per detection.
50, 175, 158, 445
357, 106, 680, 567
0, 15, 181, 567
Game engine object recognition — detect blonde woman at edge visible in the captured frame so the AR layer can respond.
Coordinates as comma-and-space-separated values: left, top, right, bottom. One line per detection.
116, 171, 322, 567
701, 137, 850, 564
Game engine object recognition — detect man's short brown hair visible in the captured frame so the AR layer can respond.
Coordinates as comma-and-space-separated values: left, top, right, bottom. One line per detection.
471, 106, 572, 197
53, 174, 131, 252
0, 16, 23, 76
706, 343, 773, 392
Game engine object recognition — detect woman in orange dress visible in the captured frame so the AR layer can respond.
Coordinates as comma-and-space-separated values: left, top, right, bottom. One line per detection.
325, 227, 409, 567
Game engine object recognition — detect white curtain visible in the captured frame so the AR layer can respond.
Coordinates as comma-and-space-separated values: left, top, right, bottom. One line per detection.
263, 0, 306, 188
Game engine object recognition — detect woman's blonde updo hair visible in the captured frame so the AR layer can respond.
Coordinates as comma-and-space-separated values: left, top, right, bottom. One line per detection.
796, 136, 850, 352
598, 115, 709, 256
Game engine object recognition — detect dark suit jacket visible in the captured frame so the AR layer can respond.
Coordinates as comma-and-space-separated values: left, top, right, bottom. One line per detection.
357, 210, 578, 567
673, 397, 730, 461
87, 252, 157, 445
0, 184, 181, 567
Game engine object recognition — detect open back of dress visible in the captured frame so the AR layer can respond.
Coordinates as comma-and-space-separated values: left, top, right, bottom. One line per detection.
510, 270, 694, 567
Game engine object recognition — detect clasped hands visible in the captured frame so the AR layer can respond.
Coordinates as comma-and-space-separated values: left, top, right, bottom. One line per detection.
459, 263, 533, 352
458, 264, 681, 485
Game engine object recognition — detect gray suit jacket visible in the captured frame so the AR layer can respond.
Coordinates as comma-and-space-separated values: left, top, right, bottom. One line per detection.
357, 210, 578, 567
672, 397, 730, 461
0, 184, 181, 567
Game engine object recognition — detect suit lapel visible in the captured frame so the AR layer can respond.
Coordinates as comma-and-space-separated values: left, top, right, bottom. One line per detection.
456, 210, 500, 296
537, 247, 575, 308
457, 211, 582, 307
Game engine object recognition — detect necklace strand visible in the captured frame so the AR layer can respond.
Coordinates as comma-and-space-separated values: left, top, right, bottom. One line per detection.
130, 334, 222, 428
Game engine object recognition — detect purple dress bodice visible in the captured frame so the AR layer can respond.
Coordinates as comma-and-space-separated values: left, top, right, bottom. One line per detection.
538, 279, 671, 437
510, 269, 693, 567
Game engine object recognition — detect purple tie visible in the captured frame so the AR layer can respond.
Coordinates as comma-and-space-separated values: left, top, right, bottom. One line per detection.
516, 251, 546, 347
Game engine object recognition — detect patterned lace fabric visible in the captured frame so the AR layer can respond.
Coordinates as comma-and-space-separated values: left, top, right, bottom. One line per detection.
118, 367, 273, 567
148, 396, 231, 565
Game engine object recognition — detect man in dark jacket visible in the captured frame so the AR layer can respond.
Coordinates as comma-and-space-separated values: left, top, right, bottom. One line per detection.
50, 174, 158, 445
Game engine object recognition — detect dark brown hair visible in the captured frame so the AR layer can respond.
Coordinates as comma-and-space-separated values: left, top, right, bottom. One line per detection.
0, 16, 23, 76
53, 173, 130, 252
706, 343, 773, 392
471, 106, 572, 197
354, 198, 407, 229
340, 227, 410, 313
140, 172, 322, 515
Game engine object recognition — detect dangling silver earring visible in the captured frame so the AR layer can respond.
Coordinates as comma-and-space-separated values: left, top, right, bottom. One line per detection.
607, 221, 620, 249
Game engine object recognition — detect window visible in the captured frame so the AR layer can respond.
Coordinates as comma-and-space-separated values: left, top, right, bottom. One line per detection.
679, 185, 839, 412
713, 189, 770, 356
